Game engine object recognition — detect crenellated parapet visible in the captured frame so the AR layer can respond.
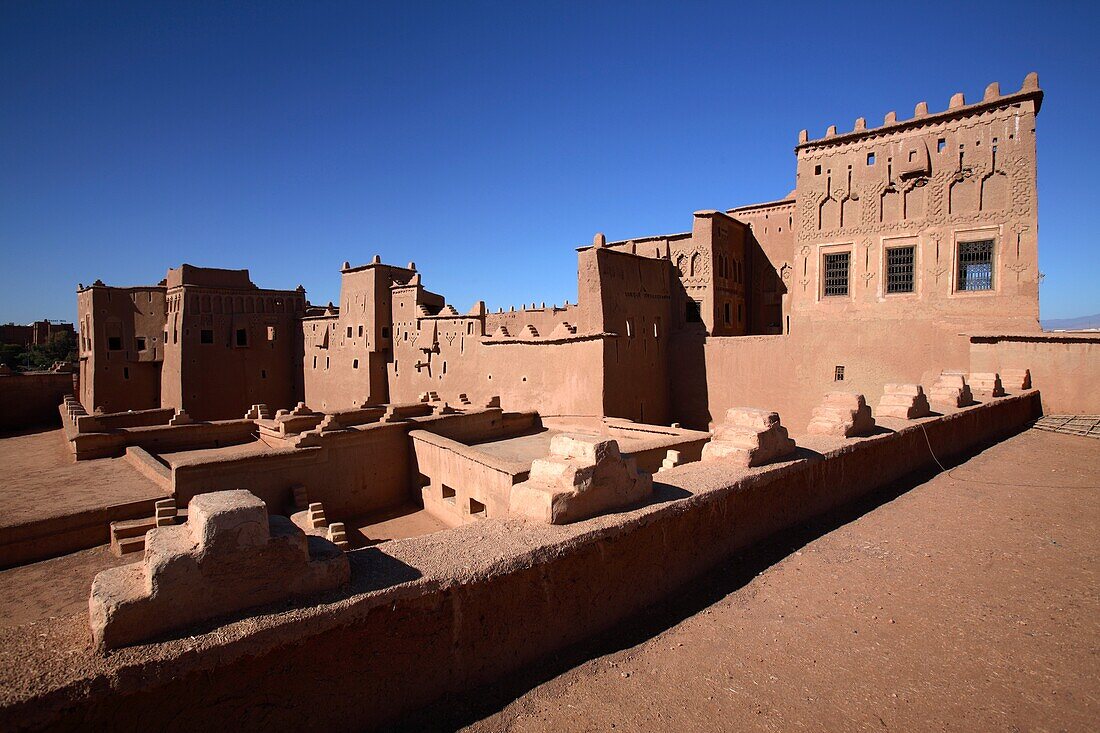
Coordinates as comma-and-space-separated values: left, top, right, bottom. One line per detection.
797, 73, 1041, 150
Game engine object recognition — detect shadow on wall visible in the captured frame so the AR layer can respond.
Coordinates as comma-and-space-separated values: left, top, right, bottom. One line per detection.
388, 436, 998, 732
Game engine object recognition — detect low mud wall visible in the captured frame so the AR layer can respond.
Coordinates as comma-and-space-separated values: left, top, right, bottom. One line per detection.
969, 332, 1100, 415
69, 419, 257, 460
0, 393, 1040, 731
0, 496, 162, 570
172, 408, 514, 521
74, 408, 174, 434
0, 372, 73, 433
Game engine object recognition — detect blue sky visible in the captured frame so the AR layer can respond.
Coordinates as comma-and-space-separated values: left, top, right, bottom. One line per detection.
2, 1, 1097, 323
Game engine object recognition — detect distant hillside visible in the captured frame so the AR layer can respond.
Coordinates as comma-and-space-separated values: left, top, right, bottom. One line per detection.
1041, 313, 1100, 331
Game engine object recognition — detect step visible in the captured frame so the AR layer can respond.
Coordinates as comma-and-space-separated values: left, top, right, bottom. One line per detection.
116, 535, 146, 556
110, 517, 156, 541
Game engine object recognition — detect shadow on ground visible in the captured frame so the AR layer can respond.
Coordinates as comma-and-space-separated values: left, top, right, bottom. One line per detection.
387, 435, 1009, 732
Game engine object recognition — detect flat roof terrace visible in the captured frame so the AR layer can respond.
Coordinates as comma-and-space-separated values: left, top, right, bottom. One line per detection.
0, 428, 169, 567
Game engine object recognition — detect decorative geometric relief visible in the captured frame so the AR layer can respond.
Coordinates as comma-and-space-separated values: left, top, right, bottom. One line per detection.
980, 170, 1008, 211
949, 174, 980, 215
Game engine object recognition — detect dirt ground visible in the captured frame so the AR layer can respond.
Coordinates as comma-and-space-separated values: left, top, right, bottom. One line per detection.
451, 429, 1099, 732
0, 428, 164, 527
0, 545, 130, 629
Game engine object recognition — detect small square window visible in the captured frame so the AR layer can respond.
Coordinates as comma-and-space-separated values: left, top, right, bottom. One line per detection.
346, 326, 352, 338
236, 328, 248, 347
834, 365, 845, 381
956, 240, 994, 291
469, 498, 486, 515
685, 300, 703, 323
866, 152, 875, 165
381, 326, 390, 339
200, 330, 214, 344
822, 251, 851, 297
107, 336, 122, 351
136, 337, 147, 351
937, 138, 946, 153
886, 246, 915, 294
442, 485, 456, 504
814, 164, 822, 175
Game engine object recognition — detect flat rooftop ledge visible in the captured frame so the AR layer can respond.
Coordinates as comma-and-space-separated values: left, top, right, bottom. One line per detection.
0, 393, 1040, 729
967, 331, 1100, 344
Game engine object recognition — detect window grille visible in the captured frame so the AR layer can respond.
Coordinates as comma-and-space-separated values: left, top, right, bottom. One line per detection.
834, 365, 845, 381
886, 246, 915, 293
956, 240, 994, 291
823, 252, 850, 297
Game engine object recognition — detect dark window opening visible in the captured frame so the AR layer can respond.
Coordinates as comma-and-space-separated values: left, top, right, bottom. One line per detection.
353, 359, 359, 369
346, 326, 353, 338
200, 330, 214, 344
381, 326, 390, 339
442, 485, 456, 504
823, 252, 851, 297
814, 164, 822, 175
834, 365, 845, 381
261, 369, 267, 379
957, 240, 994, 291
724, 303, 731, 325
235, 328, 248, 347
937, 138, 946, 153
469, 498, 486, 515
107, 336, 122, 351
123, 367, 129, 379
136, 337, 147, 351
358, 325, 363, 337
685, 300, 703, 323
886, 246, 916, 293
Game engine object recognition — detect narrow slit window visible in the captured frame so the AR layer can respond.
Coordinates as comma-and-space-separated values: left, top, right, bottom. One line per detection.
822, 251, 851, 297
886, 246, 916, 293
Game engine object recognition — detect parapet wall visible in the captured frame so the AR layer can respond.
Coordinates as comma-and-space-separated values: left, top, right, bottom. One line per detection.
968, 332, 1100, 414
0, 392, 1040, 731
0, 372, 73, 433
172, 408, 515, 521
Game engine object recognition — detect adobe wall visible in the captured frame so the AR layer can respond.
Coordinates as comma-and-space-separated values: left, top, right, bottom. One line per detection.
171, 409, 511, 521
68, 419, 257, 461
968, 333, 1100, 414
161, 269, 307, 421
77, 286, 166, 414
0, 372, 73, 432
728, 198, 795, 335
790, 78, 1042, 338
0, 394, 1039, 731
390, 335, 607, 417
591, 247, 672, 424
411, 430, 526, 526
677, 321, 973, 431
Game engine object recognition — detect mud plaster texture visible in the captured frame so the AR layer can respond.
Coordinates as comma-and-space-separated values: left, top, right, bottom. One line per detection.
460, 428, 1099, 733
0, 394, 1040, 731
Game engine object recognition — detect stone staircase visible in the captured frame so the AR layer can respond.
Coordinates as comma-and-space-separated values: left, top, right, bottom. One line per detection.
109, 498, 181, 557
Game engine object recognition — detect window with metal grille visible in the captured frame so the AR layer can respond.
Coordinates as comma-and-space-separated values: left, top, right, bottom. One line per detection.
822, 251, 850, 296
886, 246, 915, 293
956, 240, 994, 291
834, 365, 845, 381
